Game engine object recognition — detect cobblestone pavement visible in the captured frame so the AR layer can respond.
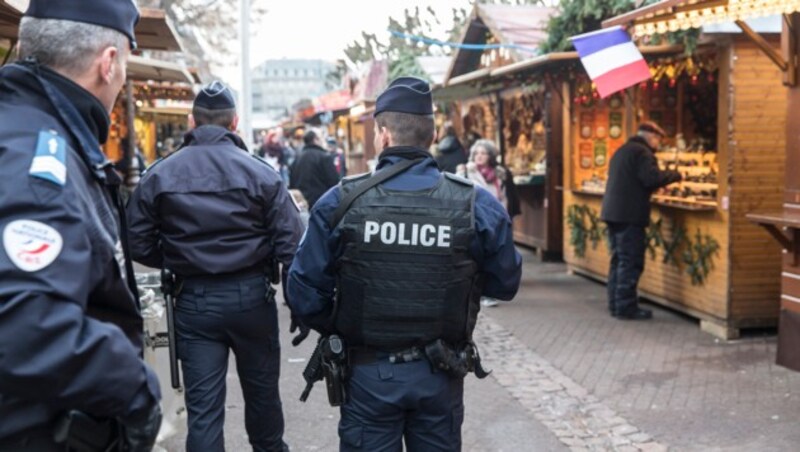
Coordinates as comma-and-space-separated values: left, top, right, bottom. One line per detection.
150, 247, 800, 450
477, 316, 667, 451
484, 251, 800, 451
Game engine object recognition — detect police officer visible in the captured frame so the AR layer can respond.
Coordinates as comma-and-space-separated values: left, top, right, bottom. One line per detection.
0, 1, 162, 451
126, 81, 305, 452
287, 77, 522, 451
601, 121, 682, 320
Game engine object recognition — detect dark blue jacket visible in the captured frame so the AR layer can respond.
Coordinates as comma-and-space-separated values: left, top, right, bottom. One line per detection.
0, 62, 159, 438
127, 125, 304, 279
287, 152, 522, 330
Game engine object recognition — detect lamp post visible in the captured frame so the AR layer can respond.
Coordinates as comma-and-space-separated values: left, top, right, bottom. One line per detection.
240, 0, 253, 150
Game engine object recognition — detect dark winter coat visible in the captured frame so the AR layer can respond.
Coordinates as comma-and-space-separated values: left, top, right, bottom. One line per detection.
435, 135, 468, 173
600, 136, 681, 227
290, 144, 340, 208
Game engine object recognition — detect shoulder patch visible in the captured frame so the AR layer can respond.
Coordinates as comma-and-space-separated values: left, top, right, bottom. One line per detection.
29, 130, 67, 186
444, 172, 474, 186
3, 220, 63, 272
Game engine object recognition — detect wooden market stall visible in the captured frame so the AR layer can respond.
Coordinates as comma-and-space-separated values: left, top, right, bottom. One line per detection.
437, 4, 564, 258
603, 0, 800, 366
561, 24, 787, 339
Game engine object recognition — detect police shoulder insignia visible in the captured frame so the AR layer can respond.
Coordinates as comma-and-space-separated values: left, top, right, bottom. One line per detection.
2, 219, 64, 272
29, 130, 67, 186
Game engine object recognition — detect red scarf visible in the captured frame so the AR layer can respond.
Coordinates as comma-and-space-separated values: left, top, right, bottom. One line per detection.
478, 164, 501, 193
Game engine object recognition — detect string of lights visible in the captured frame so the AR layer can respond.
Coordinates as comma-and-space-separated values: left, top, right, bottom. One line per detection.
388, 30, 541, 54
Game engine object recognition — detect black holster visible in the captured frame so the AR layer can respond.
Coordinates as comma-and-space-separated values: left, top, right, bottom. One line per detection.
424, 340, 491, 379
299, 335, 348, 407
53, 411, 120, 452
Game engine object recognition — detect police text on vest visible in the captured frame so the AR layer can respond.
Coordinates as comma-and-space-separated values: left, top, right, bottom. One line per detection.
364, 220, 451, 247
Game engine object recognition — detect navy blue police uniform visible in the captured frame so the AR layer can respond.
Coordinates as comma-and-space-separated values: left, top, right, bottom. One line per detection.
127, 82, 304, 452
287, 77, 522, 451
0, 1, 161, 450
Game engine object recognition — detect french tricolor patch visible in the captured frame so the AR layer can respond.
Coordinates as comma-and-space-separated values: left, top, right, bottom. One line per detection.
570, 26, 651, 98
29, 130, 67, 186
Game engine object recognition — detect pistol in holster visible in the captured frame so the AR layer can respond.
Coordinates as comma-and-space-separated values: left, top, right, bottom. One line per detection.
53, 410, 120, 452
424, 339, 491, 379
299, 335, 348, 406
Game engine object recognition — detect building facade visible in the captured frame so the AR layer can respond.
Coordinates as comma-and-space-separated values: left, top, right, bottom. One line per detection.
252, 59, 335, 121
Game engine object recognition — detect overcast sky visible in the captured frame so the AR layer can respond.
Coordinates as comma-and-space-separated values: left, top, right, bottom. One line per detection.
220, 0, 474, 86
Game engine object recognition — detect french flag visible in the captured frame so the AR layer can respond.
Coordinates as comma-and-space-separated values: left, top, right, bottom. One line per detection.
570, 26, 651, 98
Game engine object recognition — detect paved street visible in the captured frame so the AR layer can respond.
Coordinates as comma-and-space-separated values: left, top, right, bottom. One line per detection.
156, 249, 800, 451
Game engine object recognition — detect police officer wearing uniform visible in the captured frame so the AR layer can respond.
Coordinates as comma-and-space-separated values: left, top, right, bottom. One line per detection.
287, 77, 522, 451
0, 1, 162, 451
126, 82, 305, 452
601, 121, 682, 320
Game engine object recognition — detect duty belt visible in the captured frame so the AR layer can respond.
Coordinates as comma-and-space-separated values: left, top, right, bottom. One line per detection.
348, 346, 426, 366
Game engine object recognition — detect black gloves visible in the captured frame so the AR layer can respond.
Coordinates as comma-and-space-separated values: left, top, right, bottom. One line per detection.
118, 402, 162, 452
290, 316, 310, 346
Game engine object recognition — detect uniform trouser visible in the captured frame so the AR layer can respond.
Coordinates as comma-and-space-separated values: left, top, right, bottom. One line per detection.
0, 427, 62, 452
606, 222, 647, 316
176, 274, 284, 452
338, 358, 465, 452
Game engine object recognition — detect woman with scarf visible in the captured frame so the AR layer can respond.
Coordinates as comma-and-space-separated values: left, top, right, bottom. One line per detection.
457, 139, 520, 307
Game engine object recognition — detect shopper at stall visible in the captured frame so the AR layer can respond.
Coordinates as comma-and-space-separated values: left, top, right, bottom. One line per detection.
435, 123, 467, 173
290, 129, 340, 208
601, 121, 682, 320
457, 138, 521, 307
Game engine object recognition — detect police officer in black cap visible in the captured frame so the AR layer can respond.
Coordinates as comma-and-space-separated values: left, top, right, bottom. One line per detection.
127, 81, 305, 452
0, 1, 162, 451
287, 77, 522, 450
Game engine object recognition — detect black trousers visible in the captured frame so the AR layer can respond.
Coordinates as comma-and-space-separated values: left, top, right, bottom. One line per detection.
176, 274, 284, 452
606, 222, 646, 316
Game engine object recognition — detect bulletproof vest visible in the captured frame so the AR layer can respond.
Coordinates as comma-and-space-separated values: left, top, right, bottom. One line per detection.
334, 173, 480, 350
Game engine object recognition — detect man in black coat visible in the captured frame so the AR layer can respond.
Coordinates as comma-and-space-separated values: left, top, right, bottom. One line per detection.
290, 130, 340, 208
600, 121, 681, 320
435, 124, 468, 173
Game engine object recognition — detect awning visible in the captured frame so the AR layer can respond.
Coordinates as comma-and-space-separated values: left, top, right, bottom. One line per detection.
0, 1, 22, 41
602, 0, 798, 83
137, 8, 182, 52
602, 0, 800, 35
313, 89, 352, 113
0, 3, 181, 52
128, 55, 193, 84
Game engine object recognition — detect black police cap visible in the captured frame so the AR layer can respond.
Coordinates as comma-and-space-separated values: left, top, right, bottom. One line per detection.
374, 76, 433, 117
194, 81, 237, 111
25, 0, 140, 50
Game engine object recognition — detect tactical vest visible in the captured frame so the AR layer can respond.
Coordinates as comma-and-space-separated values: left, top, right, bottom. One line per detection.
334, 172, 481, 351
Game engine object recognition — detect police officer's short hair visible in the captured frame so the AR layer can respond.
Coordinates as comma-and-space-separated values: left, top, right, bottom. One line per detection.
18, 17, 129, 77
192, 106, 237, 128
375, 112, 435, 149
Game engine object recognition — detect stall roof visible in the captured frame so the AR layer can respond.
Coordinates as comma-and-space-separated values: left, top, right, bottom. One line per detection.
136, 8, 182, 52
0, 2, 181, 51
128, 55, 193, 84
445, 4, 554, 84
601, 0, 799, 31
0, 1, 21, 41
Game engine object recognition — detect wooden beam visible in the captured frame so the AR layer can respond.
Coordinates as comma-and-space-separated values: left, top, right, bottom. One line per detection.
735, 20, 788, 72
756, 223, 794, 251
783, 13, 798, 87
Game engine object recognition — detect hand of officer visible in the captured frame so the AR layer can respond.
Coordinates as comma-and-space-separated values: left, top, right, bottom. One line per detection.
290, 316, 310, 346
118, 402, 162, 452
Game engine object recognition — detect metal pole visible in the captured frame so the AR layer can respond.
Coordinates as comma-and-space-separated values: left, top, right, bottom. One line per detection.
240, 0, 253, 151
125, 79, 136, 182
